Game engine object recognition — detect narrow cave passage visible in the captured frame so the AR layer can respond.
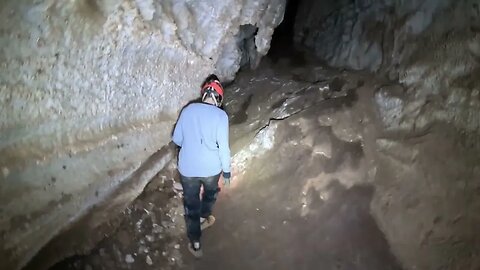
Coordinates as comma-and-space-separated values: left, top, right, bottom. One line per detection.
2, 1, 480, 270
47, 4, 405, 268
267, 0, 300, 60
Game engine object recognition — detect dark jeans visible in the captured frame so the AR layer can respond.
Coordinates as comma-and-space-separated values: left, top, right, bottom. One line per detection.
180, 173, 221, 243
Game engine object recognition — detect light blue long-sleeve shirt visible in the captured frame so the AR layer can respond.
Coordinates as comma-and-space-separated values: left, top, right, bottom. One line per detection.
172, 102, 231, 177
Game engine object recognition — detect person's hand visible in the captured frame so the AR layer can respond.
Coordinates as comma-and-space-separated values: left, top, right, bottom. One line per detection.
222, 172, 231, 188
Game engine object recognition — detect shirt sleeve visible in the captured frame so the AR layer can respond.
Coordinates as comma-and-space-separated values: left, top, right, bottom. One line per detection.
217, 112, 231, 173
172, 112, 184, 147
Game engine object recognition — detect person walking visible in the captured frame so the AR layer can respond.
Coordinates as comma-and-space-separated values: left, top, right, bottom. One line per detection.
172, 74, 232, 258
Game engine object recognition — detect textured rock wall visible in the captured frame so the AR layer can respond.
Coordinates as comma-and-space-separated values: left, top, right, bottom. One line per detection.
296, 1, 477, 70
294, 0, 480, 140
294, 1, 480, 269
0, 0, 285, 269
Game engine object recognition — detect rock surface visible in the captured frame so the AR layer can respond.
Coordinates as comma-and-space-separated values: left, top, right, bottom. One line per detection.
0, 1, 285, 269
294, 0, 480, 134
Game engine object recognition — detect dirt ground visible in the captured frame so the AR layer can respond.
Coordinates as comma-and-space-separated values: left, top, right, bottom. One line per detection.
46, 55, 480, 270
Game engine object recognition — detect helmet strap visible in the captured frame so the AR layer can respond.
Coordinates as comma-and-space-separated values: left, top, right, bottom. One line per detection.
202, 90, 221, 107
211, 92, 219, 107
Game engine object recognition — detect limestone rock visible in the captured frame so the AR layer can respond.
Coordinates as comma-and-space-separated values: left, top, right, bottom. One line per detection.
125, 254, 135, 264
145, 255, 153, 265
0, 0, 286, 269
374, 85, 405, 131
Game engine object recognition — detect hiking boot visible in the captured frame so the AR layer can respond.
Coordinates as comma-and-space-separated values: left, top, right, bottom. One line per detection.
188, 241, 203, 258
200, 215, 216, 230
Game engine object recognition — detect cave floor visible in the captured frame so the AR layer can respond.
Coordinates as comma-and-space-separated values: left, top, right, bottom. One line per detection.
47, 55, 479, 270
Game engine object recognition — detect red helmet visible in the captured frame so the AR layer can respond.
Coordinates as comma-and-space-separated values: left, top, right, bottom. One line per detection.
201, 79, 224, 107
201, 80, 224, 98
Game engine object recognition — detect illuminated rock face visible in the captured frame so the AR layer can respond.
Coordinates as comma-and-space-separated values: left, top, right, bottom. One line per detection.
292, 1, 480, 269
295, 0, 480, 133
0, 0, 285, 269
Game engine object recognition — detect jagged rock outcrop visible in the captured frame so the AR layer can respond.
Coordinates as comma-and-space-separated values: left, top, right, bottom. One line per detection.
0, 1, 285, 269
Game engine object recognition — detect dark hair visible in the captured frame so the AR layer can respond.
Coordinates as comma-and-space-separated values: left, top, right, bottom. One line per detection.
201, 74, 220, 88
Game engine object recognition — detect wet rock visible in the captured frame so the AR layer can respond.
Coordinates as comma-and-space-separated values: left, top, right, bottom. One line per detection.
146, 255, 153, 265
233, 122, 278, 172
316, 83, 332, 99
331, 115, 363, 143
173, 182, 183, 191
138, 245, 148, 254
125, 254, 135, 264
374, 86, 405, 130
145, 235, 154, 242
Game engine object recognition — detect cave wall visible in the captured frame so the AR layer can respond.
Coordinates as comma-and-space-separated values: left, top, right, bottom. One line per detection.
294, 0, 480, 269
294, 0, 476, 71
294, 0, 480, 157
0, 1, 285, 269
